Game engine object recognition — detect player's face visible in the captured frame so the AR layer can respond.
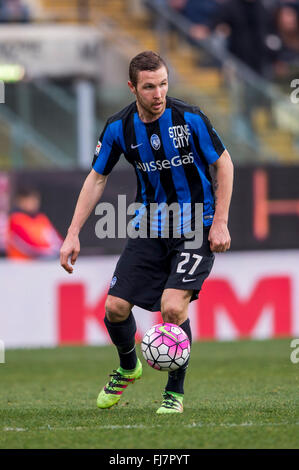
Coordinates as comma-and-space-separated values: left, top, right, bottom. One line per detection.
128, 66, 168, 122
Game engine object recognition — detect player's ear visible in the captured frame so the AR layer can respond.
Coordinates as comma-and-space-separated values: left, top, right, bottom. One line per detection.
128, 80, 136, 95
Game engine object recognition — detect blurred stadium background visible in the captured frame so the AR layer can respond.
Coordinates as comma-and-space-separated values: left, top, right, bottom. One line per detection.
0, 0, 299, 349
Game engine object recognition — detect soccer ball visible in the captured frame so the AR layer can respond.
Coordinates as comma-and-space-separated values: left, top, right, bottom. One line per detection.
141, 322, 190, 372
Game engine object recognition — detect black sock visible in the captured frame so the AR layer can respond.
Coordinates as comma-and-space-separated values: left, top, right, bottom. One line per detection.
165, 318, 192, 395
104, 312, 137, 370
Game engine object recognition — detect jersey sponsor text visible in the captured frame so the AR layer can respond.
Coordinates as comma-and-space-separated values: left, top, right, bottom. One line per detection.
135, 152, 194, 173
168, 124, 191, 148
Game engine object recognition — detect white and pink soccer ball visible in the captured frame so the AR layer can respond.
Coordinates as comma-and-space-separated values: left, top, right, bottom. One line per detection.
141, 322, 190, 372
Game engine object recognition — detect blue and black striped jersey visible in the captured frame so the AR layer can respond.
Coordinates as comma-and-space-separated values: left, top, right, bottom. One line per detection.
92, 96, 225, 230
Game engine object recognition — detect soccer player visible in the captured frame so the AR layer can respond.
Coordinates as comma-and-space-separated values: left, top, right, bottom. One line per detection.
60, 51, 233, 414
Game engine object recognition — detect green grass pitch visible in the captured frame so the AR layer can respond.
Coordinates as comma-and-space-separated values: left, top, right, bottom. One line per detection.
0, 338, 299, 449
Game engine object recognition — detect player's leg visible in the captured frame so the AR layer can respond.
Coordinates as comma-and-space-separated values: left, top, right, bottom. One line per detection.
98, 236, 169, 410
105, 295, 137, 370
97, 295, 142, 409
156, 288, 192, 414
156, 228, 215, 413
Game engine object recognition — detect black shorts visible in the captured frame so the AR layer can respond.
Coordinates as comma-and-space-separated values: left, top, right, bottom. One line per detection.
108, 227, 215, 312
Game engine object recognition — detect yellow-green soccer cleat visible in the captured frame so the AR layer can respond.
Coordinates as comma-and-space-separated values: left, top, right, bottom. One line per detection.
156, 391, 184, 414
97, 358, 142, 409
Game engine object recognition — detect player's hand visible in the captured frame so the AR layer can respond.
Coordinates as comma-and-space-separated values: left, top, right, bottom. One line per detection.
60, 232, 80, 274
208, 219, 231, 253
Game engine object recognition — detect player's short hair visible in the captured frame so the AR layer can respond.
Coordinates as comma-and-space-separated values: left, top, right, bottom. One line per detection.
129, 51, 169, 87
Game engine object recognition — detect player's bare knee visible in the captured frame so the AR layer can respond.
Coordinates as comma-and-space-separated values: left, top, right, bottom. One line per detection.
105, 296, 131, 323
161, 305, 184, 325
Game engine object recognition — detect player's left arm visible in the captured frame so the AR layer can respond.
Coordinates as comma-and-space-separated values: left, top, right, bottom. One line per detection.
209, 149, 234, 253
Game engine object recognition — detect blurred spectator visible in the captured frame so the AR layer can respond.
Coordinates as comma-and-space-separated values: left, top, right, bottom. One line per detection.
212, 0, 273, 76
0, 0, 31, 23
272, 4, 299, 79
6, 187, 62, 260
185, 0, 220, 40
168, 0, 186, 8
260, 0, 298, 13
279, 0, 299, 13
210, 0, 276, 144
169, 0, 223, 40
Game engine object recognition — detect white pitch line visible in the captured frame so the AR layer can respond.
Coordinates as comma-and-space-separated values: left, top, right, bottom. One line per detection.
2, 422, 299, 433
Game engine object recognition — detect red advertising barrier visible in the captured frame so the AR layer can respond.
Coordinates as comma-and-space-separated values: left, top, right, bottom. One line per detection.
56, 275, 292, 345
198, 277, 291, 339
0, 251, 298, 348
58, 283, 156, 345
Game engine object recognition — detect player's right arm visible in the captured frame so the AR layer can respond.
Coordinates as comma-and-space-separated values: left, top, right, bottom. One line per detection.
61, 116, 124, 273
60, 169, 108, 273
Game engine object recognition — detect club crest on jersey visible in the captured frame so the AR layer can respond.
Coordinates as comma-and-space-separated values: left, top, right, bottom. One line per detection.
95, 140, 102, 156
110, 276, 117, 288
150, 134, 161, 151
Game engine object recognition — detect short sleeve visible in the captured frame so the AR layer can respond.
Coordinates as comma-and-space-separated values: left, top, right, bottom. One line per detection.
185, 110, 225, 165
92, 120, 125, 175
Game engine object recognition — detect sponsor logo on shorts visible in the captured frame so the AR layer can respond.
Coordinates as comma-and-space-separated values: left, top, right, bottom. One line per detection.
182, 277, 196, 283
110, 276, 117, 288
